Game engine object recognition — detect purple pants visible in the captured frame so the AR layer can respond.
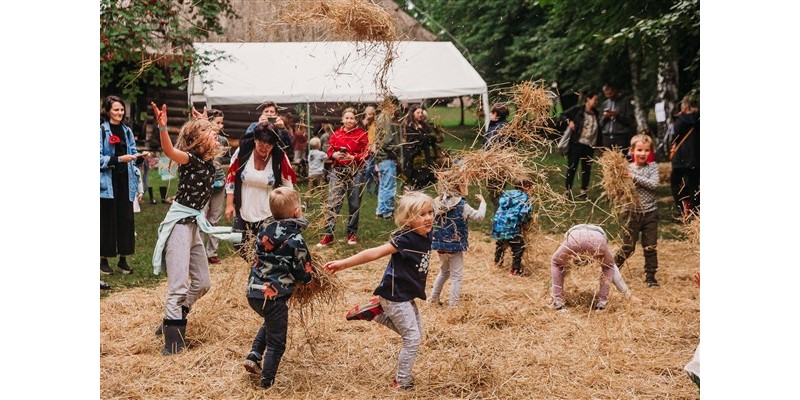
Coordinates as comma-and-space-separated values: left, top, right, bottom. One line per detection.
550, 229, 615, 303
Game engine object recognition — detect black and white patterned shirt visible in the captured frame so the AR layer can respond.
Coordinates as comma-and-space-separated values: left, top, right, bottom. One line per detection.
628, 162, 659, 213
175, 153, 215, 224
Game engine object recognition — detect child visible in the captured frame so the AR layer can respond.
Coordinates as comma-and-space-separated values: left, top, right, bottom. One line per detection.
323, 191, 434, 390
428, 181, 486, 307
243, 187, 313, 389
307, 137, 328, 192
492, 178, 534, 276
150, 103, 241, 355
550, 224, 640, 310
615, 134, 660, 287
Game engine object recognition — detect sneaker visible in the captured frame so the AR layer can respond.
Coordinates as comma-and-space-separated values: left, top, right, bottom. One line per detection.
117, 260, 133, 275
346, 297, 383, 321
646, 278, 660, 287
381, 213, 393, 220
564, 190, 574, 201
244, 353, 262, 375
347, 233, 358, 245
510, 269, 523, 277
317, 235, 335, 247
100, 263, 114, 275
207, 256, 221, 264
100, 280, 111, 290
391, 380, 414, 391
576, 191, 588, 201
595, 301, 608, 310
552, 298, 565, 310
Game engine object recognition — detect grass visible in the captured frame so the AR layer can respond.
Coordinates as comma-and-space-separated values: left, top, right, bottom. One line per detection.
101, 106, 685, 295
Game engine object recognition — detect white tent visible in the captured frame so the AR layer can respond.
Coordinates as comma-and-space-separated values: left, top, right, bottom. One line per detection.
189, 41, 490, 128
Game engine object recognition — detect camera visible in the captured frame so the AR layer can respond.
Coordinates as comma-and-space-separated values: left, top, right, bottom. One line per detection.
267, 116, 278, 123
339, 147, 348, 154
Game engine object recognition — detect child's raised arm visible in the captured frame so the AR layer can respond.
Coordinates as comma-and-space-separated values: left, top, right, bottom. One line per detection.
151, 102, 190, 165
323, 243, 397, 274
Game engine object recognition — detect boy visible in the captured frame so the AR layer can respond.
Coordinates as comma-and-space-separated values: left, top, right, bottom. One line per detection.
492, 178, 534, 276
243, 187, 314, 388
615, 134, 660, 287
307, 137, 328, 192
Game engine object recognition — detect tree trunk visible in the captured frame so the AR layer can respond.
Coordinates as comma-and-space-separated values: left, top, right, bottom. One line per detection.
655, 58, 679, 161
628, 44, 649, 134
459, 96, 465, 126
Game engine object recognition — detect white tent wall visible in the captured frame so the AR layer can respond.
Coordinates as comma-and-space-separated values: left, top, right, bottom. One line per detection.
189, 41, 490, 129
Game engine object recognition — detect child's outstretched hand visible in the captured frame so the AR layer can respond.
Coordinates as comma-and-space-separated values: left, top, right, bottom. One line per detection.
475, 194, 485, 203
150, 102, 168, 127
191, 106, 208, 121
628, 294, 643, 303
323, 260, 346, 274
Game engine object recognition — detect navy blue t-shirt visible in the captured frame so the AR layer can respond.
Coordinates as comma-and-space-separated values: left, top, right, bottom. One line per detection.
373, 230, 432, 302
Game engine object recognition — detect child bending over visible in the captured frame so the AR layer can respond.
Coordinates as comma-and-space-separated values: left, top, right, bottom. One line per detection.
428, 181, 486, 307
323, 191, 434, 391
243, 187, 314, 389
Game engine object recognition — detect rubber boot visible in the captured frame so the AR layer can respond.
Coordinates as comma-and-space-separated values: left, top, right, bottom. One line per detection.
148, 187, 156, 204
161, 319, 187, 355
159, 186, 168, 203
156, 306, 189, 336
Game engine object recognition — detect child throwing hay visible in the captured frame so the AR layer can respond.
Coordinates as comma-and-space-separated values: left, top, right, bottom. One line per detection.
323, 191, 434, 390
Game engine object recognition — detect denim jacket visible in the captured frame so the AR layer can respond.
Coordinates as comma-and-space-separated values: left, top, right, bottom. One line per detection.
100, 121, 140, 201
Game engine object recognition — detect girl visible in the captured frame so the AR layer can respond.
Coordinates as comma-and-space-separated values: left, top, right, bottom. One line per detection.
150, 103, 239, 355
428, 181, 486, 307
323, 192, 434, 390
317, 107, 369, 247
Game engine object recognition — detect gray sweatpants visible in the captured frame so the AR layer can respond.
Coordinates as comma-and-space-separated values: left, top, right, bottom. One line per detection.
203, 187, 226, 258
373, 298, 422, 387
429, 252, 464, 307
165, 223, 212, 320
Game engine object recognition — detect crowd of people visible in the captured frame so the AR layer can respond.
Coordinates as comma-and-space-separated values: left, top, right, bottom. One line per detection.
99, 89, 699, 389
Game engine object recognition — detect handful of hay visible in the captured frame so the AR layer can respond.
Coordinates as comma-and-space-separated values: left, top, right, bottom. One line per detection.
288, 253, 343, 311
283, 0, 397, 43
597, 149, 640, 214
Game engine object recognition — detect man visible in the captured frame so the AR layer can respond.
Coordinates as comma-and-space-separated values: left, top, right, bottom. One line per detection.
670, 94, 700, 218
244, 101, 293, 152
599, 84, 637, 153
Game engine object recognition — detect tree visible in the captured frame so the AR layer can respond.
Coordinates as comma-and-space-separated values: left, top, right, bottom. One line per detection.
100, 0, 237, 133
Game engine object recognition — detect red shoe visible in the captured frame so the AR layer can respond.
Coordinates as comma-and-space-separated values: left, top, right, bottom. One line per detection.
207, 256, 221, 264
390, 379, 415, 391
346, 297, 383, 321
317, 235, 335, 247
347, 233, 358, 245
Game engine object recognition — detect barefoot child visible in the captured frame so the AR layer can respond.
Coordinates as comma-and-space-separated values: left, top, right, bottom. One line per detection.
150, 103, 241, 355
550, 224, 640, 310
428, 181, 486, 307
323, 191, 434, 390
242, 187, 314, 389
615, 134, 660, 287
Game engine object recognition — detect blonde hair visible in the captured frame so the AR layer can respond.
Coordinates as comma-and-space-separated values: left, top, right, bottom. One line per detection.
269, 187, 301, 219
630, 133, 653, 150
309, 137, 321, 150
175, 119, 223, 162
394, 191, 433, 229
342, 107, 357, 117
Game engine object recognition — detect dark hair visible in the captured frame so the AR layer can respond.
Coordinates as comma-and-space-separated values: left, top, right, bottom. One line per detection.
583, 91, 599, 101
207, 108, 224, 120
490, 104, 509, 121
260, 101, 278, 112
100, 95, 125, 123
253, 122, 284, 188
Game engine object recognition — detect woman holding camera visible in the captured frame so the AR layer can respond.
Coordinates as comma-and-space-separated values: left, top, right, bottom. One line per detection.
317, 107, 369, 247
225, 122, 295, 256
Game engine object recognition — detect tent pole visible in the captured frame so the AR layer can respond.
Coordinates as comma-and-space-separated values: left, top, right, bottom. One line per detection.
481, 92, 491, 131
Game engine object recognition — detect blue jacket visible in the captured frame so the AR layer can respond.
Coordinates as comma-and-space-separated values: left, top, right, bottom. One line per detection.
432, 198, 469, 252
491, 190, 532, 239
246, 218, 313, 301
100, 121, 140, 201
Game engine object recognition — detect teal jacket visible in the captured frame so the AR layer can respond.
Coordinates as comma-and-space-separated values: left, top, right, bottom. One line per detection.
152, 201, 242, 274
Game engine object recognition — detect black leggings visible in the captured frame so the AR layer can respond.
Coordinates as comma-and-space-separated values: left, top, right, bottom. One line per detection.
565, 143, 594, 191
494, 237, 525, 272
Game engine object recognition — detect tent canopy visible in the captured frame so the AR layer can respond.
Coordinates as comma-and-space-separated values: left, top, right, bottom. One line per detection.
189, 41, 489, 123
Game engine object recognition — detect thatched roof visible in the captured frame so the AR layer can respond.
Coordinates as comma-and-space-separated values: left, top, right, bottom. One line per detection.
206, 0, 436, 43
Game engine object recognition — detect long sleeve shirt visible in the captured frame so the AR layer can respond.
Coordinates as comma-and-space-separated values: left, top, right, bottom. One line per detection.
628, 162, 659, 213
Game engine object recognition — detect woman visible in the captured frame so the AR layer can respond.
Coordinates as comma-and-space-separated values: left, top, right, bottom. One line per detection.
100, 95, 144, 275
317, 107, 369, 247
203, 109, 230, 264
560, 92, 600, 200
482, 104, 510, 206
403, 105, 436, 189
225, 122, 296, 255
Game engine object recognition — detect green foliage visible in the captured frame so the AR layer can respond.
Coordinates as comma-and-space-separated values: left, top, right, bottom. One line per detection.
100, 0, 237, 124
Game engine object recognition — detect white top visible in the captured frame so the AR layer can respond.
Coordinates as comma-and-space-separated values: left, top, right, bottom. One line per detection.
239, 153, 292, 222
308, 149, 328, 176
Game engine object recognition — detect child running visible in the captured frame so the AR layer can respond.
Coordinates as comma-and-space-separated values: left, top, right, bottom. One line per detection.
615, 134, 661, 287
492, 178, 534, 276
150, 103, 241, 355
242, 187, 314, 389
323, 191, 434, 391
550, 224, 640, 310
428, 181, 486, 307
